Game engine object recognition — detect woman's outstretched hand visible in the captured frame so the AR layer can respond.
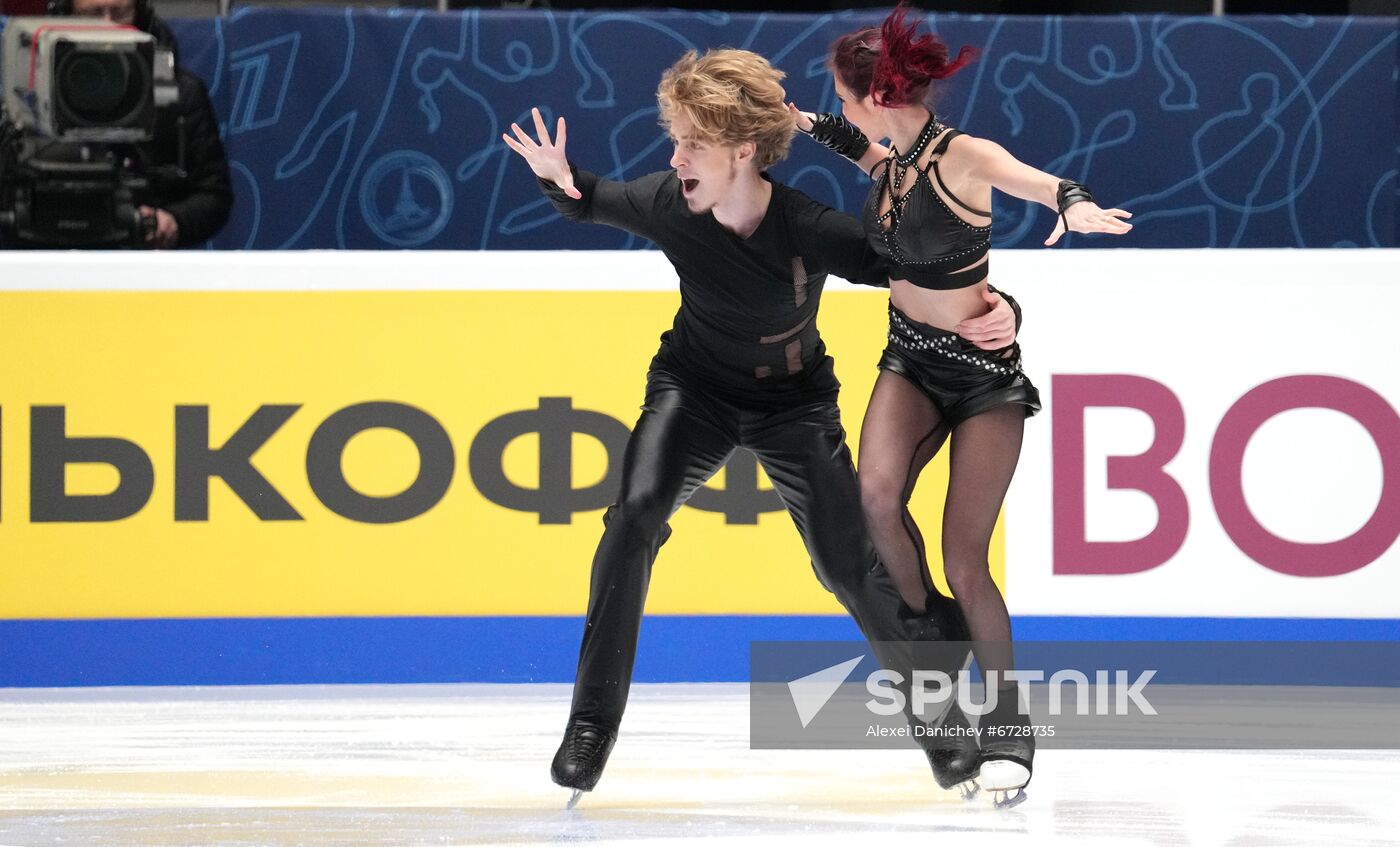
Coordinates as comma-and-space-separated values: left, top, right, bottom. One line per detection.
1045, 203, 1133, 246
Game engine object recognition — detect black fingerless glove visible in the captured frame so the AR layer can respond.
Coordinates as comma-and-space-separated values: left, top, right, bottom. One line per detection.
1055, 179, 1094, 237
802, 113, 871, 164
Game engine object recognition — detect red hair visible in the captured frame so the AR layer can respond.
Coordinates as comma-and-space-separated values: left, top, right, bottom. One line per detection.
868, 5, 975, 108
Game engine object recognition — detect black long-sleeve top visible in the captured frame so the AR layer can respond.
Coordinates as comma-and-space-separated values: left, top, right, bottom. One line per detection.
541, 165, 888, 408
126, 68, 233, 247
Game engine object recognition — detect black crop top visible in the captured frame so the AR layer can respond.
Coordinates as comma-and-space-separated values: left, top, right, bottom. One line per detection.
862, 127, 992, 290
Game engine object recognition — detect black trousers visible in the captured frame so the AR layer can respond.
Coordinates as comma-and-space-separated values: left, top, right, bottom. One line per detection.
568, 367, 950, 729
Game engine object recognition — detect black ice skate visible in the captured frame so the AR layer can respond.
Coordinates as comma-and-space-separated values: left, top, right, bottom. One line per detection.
978, 686, 1034, 809
919, 698, 981, 801
901, 591, 980, 800
550, 720, 617, 809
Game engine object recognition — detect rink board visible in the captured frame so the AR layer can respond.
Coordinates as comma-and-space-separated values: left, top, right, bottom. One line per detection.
1, 250, 1397, 685
3, 615, 1397, 687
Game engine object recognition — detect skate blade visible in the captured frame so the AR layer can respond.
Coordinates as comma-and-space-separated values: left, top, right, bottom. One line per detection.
977, 760, 1030, 792
565, 788, 584, 810
955, 779, 980, 802
992, 787, 1027, 809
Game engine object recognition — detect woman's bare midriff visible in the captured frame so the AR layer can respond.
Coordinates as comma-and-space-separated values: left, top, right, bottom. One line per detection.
888, 258, 992, 331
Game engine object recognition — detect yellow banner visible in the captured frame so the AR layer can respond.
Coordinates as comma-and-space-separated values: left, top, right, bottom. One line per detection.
0, 289, 1001, 618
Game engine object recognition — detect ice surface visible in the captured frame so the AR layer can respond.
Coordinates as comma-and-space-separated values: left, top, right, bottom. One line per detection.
0, 683, 1396, 846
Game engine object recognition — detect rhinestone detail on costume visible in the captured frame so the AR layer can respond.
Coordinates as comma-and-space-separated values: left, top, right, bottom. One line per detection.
888, 311, 1021, 376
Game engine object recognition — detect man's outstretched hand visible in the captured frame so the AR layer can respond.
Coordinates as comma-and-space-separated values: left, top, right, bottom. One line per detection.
502, 107, 581, 200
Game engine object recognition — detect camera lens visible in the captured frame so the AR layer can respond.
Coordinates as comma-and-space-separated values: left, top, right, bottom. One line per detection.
57, 51, 147, 125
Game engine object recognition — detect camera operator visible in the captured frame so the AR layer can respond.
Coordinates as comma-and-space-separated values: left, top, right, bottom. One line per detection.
47, 0, 232, 248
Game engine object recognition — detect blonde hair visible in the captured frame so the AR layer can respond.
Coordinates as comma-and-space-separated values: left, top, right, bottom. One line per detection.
656, 49, 796, 170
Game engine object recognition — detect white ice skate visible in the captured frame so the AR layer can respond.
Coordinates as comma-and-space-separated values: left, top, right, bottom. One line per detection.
977, 759, 1029, 809
975, 683, 1033, 809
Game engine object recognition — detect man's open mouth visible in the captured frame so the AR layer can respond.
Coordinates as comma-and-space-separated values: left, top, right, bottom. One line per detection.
681, 177, 699, 195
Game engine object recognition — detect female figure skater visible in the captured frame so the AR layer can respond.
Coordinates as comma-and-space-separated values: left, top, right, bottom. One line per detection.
792, 6, 1133, 806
